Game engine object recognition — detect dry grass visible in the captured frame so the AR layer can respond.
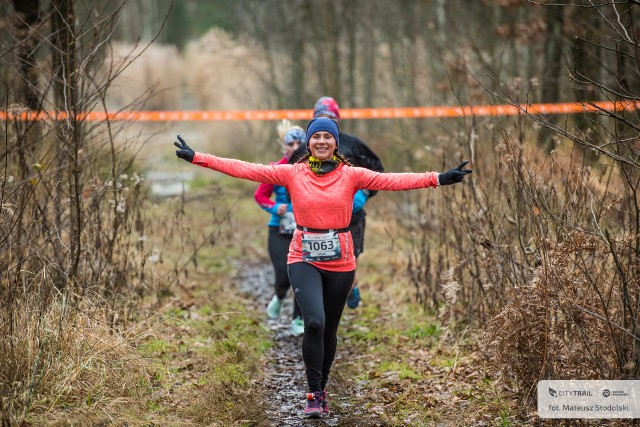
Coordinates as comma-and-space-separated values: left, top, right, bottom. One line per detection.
0, 126, 222, 425
183, 28, 269, 112
182, 28, 273, 159
484, 233, 639, 400
183, 353, 267, 427
389, 113, 639, 414
480, 129, 639, 400
105, 42, 184, 111
1, 290, 155, 425
107, 30, 280, 162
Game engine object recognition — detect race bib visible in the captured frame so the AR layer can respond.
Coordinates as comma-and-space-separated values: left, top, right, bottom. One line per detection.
301, 232, 342, 262
279, 211, 296, 235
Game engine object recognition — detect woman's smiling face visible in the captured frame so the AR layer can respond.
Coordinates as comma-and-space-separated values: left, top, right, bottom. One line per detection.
308, 131, 337, 160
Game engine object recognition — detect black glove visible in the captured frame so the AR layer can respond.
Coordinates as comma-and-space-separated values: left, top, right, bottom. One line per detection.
174, 135, 195, 163
439, 160, 472, 185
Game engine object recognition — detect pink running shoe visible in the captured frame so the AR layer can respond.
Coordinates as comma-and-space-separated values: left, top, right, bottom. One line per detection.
304, 391, 324, 418
321, 390, 330, 417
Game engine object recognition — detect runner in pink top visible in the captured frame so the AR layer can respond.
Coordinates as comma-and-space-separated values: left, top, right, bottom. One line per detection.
255, 122, 306, 336
174, 117, 472, 419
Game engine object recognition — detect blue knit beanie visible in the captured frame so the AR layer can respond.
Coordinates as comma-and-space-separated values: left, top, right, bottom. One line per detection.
284, 127, 306, 145
305, 117, 340, 151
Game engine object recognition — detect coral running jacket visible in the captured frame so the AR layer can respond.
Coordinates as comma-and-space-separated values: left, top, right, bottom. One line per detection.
193, 153, 439, 272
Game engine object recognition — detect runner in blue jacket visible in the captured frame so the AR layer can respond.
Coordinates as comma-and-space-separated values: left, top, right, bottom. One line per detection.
255, 121, 306, 335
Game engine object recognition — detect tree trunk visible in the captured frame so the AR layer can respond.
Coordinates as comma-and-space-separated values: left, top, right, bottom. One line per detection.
290, 0, 307, 108
12, 0, 42, 288
51, 0, 81, 285
537, 5, 564, 149
572, 6, 600, 152
13, 0, 41, 176
363, 6, 376, 109
14, 0, 41, 111
327, 0, 340, 100
345, 0, 357, 107
313, 0, 340, 99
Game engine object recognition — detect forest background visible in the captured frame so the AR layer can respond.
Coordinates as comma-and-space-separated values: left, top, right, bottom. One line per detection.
1, 0, 639, 425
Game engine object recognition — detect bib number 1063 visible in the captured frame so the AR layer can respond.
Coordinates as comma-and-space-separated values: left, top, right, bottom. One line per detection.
308, 240, 335, 251
301, 232, 341, 262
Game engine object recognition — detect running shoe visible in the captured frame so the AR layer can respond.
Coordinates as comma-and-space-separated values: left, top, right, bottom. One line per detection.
290, 317, 305, 336
346, 286, 361, 309
266, 295, 283, 319
321, 390, 330, 417
304, 391, 324, 418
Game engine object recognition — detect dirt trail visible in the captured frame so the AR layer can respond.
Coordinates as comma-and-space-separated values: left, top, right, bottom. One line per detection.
235, 263, 384, 427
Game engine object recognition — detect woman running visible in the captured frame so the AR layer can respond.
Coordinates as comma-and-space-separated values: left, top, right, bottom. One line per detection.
173, 117, 472, 419
254, 120, 305, 335
289, 96, 386, 310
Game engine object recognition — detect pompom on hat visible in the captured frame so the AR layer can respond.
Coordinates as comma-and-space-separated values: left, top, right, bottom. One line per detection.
313, 96, 340, 121
305, 117, 340, 151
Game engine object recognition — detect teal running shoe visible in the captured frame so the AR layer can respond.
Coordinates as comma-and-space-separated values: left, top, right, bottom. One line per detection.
346, 287, 360, 309
290, 317, 304, 336
266, 295, 283, 319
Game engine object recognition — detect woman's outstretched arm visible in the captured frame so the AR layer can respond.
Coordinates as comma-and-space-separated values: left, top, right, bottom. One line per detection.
193, 153, 291, 186
174, 135, 291, 186
351, 161, 472, 191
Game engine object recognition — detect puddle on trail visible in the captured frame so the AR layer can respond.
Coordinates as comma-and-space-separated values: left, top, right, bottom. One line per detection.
234, 263, 344, 427
146, 171, 194, 197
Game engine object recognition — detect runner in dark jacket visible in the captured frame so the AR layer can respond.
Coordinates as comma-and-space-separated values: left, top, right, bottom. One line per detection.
289, 97, 384, 309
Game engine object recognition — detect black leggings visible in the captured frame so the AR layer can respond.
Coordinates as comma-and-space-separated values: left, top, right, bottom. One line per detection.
267, 227, 301, 319
288, 262, 355, 392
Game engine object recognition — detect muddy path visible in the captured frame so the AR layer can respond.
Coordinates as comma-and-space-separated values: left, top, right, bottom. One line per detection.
234, 263, 386, 427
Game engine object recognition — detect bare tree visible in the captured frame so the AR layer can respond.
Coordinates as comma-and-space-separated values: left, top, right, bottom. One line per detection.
51, 0, 82, 282
537, 4, 564, 148
570, 4, 601, 148
13, 0, 41, 112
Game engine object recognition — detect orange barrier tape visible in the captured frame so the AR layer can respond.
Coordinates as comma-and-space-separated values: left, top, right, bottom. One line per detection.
1, 101, 638, 122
